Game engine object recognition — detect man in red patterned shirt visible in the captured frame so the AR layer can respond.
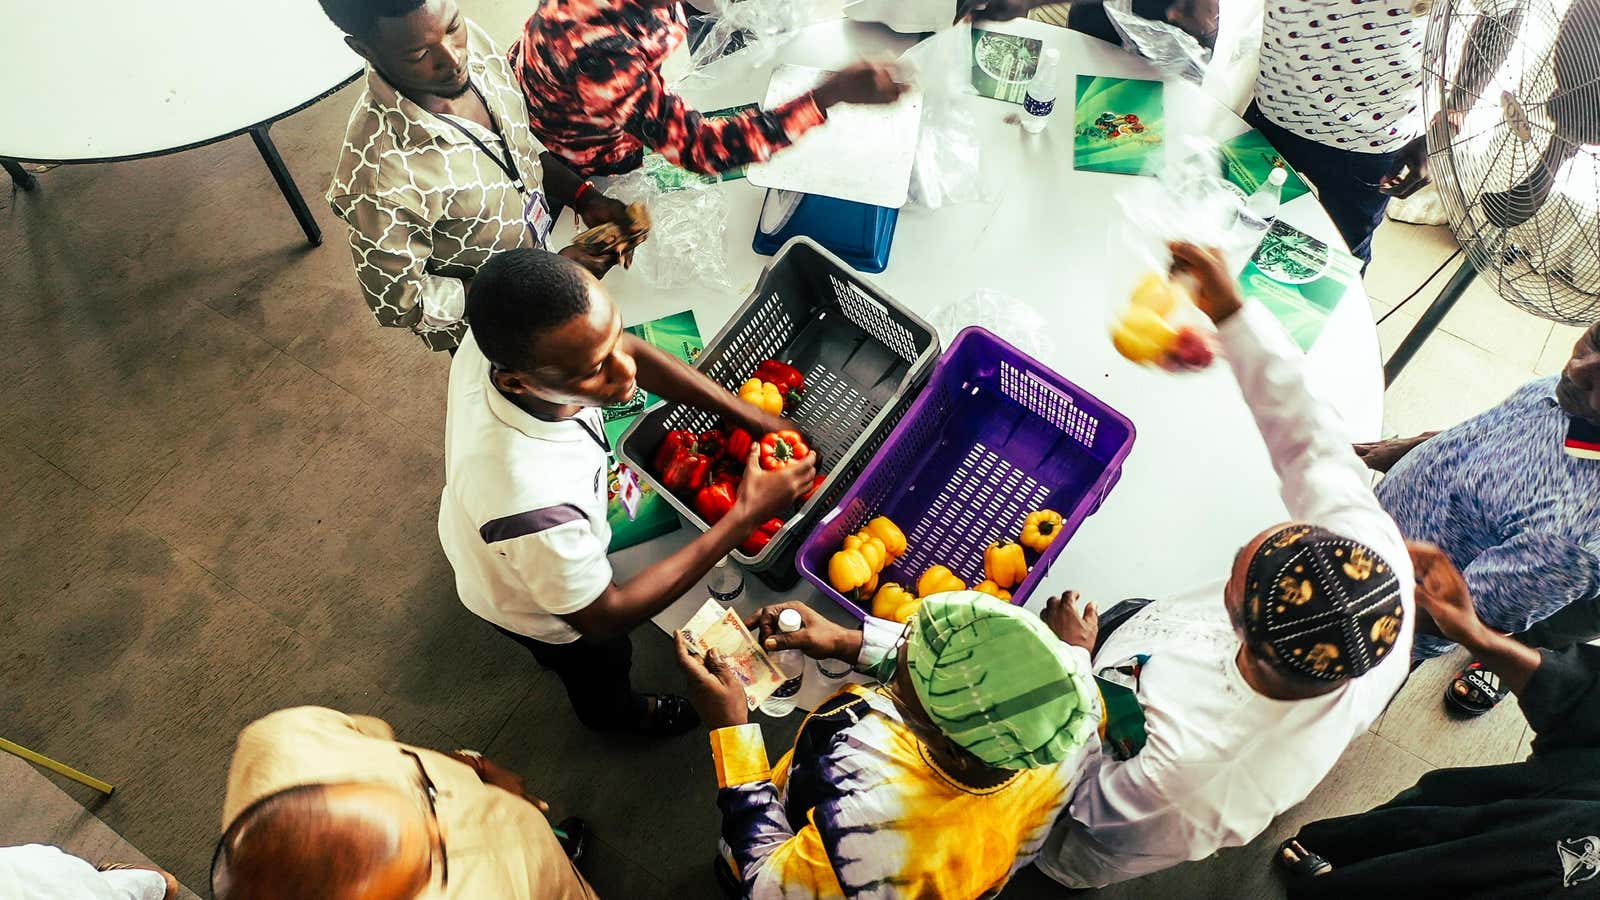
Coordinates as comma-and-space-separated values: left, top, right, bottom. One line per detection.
510, 0, 908, 176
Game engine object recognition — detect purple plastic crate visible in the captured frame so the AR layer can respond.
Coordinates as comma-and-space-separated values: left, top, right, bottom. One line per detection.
797, 327, 1137, 618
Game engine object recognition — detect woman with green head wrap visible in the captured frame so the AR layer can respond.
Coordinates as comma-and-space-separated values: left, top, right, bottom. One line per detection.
676, 591, 1099, 899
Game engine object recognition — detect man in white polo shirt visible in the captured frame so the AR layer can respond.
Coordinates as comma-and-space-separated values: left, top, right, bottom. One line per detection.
439, 248, 814, 737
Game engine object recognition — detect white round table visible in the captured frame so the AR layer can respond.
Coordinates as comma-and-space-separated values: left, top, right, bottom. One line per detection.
0, 0, 362, 245
590, 19, 1384, 649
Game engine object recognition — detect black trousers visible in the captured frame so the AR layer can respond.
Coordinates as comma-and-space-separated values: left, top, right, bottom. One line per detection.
1243, 102, 1403, 267
495, 626, 643, 732
1515, 594, 1600, 651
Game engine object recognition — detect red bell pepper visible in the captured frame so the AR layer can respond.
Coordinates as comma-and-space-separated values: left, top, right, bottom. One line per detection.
725, 427, 753, 462
803, 472, 827, 500
697, 429, 728, 463
740, 517, 785, 555
653, 429, 698, 473
753, 360, 804, 395
694, 480, 738, 524
759, 430, 810, 470
662, 451, 711, 493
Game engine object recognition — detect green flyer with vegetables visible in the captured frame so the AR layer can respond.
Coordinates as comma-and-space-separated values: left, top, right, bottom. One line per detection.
1073, 75, 1165, 176
1238, 221, 1359, 351
603, 310, 703, 550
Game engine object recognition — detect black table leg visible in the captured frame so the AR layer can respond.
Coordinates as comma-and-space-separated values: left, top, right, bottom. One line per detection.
1383, 258, 1480, 386
3, 160, 39, 192
249, 125, 321, 247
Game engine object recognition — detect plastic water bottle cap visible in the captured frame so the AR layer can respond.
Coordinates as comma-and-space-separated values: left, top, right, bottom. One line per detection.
778, 608, 803, 634
1267, 167, 1289, 186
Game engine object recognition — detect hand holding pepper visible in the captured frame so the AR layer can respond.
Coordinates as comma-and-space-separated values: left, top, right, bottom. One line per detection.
731, 444, 816, 527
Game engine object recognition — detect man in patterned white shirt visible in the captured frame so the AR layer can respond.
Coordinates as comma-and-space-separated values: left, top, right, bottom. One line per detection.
320, 0, 639, 352
1247, 0, 1524, 265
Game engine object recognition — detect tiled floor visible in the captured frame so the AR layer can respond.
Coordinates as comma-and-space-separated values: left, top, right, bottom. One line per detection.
1, 4, 1589, 897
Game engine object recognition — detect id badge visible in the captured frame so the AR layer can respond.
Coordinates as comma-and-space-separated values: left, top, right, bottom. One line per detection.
524, 190, 554, 249
616, 465, 643, 520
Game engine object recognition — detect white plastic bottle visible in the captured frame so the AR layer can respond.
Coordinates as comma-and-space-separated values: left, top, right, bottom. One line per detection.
1236, 166, 1288, 246
1021, 48, 1061, 134
758, 609, 806, 717
708, 555, 743, 604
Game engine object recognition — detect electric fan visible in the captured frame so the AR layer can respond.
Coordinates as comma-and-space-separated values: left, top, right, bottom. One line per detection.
1386, 0, 1600, 381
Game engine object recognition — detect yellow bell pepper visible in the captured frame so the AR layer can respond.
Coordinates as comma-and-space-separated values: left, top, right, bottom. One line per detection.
844, 532, 888, 573
861, 572, 880, 598
984, 539, 1028, 589
738, 378, 784, 415
973, 579, 1012, 601
828, 549, 873, 595
892, 597, 923, 624
864, 516, 907, 558
1020, 509, 1065, 553
870, 582, 916, 620
917, 564, 966, 597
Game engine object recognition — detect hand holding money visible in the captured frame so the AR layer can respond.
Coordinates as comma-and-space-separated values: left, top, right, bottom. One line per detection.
567, 201, 652, 272
677, 598, 785, 710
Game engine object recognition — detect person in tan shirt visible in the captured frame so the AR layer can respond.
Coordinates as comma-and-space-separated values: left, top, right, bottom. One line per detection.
215, 706, 594, 899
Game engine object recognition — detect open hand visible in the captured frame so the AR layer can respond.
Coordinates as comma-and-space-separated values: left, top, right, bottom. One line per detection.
1408, 541, 1480, 646
746, 601, 862, 662
813, 61, 910, 108
1352, 433, 1436, 473
674, 632, 749, 729
1042, 592, 1098, 654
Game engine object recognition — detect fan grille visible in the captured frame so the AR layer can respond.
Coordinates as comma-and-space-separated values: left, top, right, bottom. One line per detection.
1425, 0, 1600, 325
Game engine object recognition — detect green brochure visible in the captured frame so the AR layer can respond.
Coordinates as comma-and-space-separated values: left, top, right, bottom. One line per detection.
603, 310, 703, 550
1219, 130, 1312, 204
1238, 220, 1358, 351
1073, 75, 1165, 176
643, 104, 759, 191
970, 30, 1043, 104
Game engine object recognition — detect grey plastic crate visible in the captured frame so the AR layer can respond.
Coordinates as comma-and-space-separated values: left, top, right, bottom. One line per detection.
617, 237, 940, 588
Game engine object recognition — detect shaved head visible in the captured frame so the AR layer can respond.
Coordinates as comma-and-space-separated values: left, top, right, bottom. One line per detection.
213, 782, 435, 900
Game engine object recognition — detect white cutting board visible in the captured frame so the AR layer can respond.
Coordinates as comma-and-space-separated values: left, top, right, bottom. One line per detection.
746, 64, 924, 208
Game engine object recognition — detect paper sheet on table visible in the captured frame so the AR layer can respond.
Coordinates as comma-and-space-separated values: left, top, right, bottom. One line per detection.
745, 64, 923, 208
678, 599, 785, 708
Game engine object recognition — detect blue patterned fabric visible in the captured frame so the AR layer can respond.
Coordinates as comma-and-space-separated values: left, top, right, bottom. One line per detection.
1377, 377, 1600, 659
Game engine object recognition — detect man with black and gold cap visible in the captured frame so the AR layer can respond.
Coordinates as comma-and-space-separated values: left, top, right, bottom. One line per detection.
1033, 242, 1417, 889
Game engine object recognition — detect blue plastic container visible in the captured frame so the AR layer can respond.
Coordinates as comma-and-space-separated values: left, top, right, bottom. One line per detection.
752, 192, 898, 273
797, 327, 1137, 618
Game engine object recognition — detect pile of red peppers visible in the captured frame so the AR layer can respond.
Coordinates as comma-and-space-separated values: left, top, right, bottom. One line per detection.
648, 361, 825, 556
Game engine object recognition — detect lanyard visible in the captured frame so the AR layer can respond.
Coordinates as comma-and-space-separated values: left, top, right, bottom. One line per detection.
574, 412, 612, 457
433, 82, 526, 193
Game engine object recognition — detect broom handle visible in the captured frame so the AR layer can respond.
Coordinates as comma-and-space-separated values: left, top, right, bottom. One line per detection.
0, 737, 115, 795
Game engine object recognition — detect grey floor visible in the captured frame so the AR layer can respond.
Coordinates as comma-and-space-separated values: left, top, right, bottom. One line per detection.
0, 2, 1562, 897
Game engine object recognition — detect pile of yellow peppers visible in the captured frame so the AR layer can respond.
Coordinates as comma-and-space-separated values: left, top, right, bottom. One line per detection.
827, 507, 1068, 624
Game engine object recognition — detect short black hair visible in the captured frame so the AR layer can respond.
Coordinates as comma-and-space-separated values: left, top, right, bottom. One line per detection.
466, 249, 594, 373
318, 0, 428, 39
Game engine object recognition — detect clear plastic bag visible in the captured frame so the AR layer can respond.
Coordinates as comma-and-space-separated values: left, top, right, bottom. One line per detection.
683, 0, 826, 78
602, 167, 735, 291
1104, 0, 1212, 84
899, 23, 994, 210
929, 289, 1057, 362
1103, 139, 1249, 372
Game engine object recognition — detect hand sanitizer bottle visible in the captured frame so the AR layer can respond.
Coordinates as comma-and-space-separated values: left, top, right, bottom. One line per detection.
758, 609, 805, 717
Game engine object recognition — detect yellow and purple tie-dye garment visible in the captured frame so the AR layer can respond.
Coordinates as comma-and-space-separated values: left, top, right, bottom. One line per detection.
709, 684, 1079, 899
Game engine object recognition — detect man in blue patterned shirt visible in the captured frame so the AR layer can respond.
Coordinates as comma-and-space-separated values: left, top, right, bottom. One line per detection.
1356, 322, 1600, 714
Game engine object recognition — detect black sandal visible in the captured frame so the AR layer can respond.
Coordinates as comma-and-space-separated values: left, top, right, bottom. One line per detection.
553, 816, 588, 863
635, 693, 700, 737
1276, 839, 1333, 879
1445, 661, 1506, 717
